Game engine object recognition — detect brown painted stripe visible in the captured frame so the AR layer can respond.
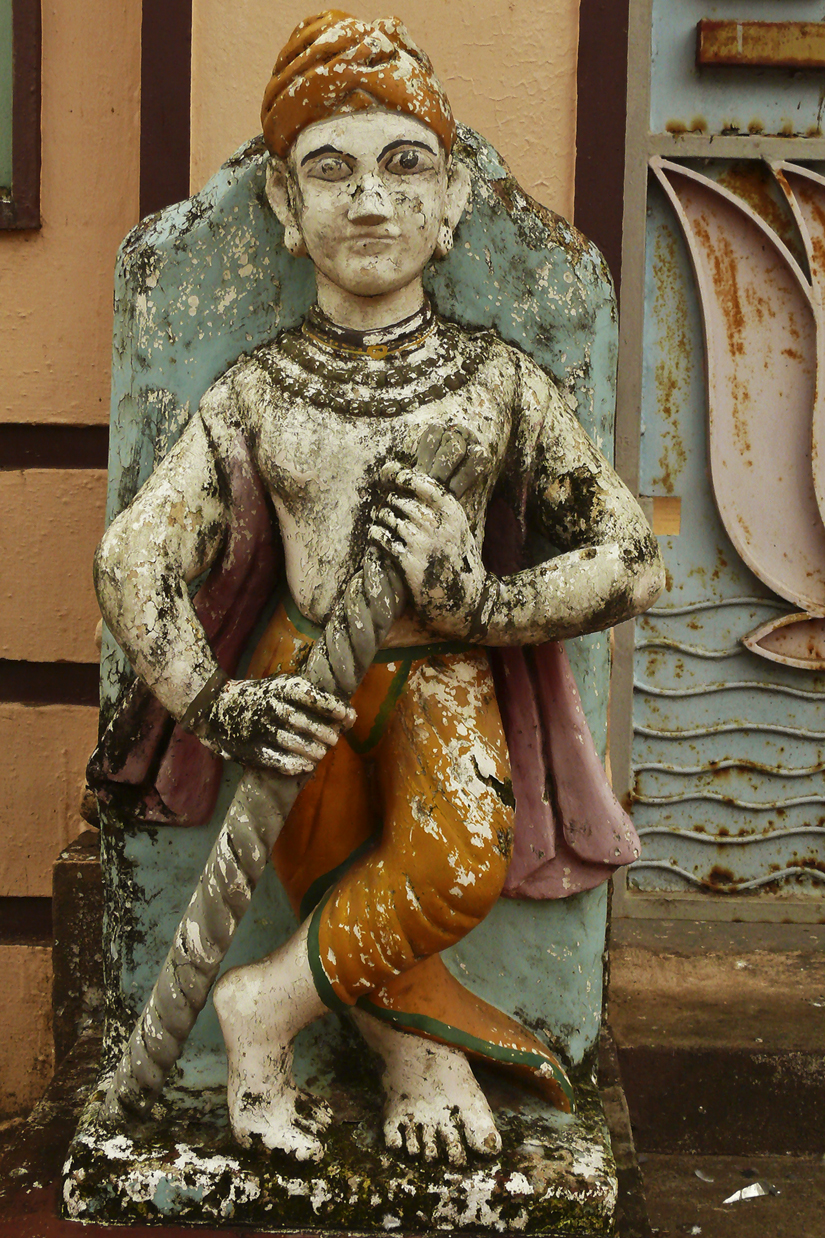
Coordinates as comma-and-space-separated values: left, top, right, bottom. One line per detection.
0, 425, 109, 470
573, 0, 630, 294
0, 661, 100, 707
140, 0, 193, 217
0, 0, 41, 229
0, 896, 52, 945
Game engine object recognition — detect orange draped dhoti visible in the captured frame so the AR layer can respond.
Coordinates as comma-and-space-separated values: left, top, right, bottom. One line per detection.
248, 600, 573, 1111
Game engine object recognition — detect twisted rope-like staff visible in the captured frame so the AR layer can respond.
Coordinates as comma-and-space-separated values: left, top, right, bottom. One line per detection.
105, 426, 477, 1120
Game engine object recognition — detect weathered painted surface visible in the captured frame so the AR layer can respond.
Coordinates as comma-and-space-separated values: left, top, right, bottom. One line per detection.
64, 1031, 617, 1232
96, 121, 618, 1061
697, 20, 825, 70
630, 157, 825, 895
623, 0, 825, 902
651, 0, 825, 138
651, 159, 825, 620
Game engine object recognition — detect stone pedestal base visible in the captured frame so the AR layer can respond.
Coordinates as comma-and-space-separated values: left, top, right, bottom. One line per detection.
62, 1025, 617, 1234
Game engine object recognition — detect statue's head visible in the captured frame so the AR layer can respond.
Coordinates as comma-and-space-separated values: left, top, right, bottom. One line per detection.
261, 11, 471, 300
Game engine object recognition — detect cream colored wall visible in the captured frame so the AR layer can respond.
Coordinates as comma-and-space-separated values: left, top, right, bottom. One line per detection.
0, 947, 54, 1118
190, 0, 580, 216
0, 0, 141, 1114
0, 0, 141, 426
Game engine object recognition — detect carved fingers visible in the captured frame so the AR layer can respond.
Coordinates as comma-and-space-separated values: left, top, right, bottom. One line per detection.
414, 426, 489, 500
370, 463, 487, 637
198, 675, 354, 774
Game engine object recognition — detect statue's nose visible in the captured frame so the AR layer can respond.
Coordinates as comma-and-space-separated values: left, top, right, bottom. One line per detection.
347, 173, 393, 224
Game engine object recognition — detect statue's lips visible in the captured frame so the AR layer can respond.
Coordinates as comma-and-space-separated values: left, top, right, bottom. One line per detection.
346, 234, 400, 254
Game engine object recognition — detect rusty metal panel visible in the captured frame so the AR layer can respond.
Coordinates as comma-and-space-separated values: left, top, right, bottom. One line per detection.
651, 159, 825, 617
697, 20, 825, 70
630, 160, 825, 896
651, 0, 825, 138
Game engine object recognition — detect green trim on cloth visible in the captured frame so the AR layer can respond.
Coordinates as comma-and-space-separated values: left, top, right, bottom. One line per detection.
307, 888, 351, 1015
355, 997, 575, 1108
282, 589, 475, 662
299, 832, 378, 923
346, 658, 413, 755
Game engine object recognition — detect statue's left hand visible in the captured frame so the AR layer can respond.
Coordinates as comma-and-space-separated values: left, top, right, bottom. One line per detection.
370, 463, 487, 638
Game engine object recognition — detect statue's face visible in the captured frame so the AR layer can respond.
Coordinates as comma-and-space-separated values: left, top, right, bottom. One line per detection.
289, 110, 451, 298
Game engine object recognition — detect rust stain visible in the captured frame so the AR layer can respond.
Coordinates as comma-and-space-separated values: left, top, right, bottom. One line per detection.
704, 865, 736, 889
686, 194, 793, 465
697, 20, 825, 70
792, 180, 825, 275
717, 162, 800, 259
651, 227, 690, 492
665, 118, 707, 136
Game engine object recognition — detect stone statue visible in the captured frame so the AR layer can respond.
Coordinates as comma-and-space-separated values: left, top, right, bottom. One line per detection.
90, 10, 663, 1176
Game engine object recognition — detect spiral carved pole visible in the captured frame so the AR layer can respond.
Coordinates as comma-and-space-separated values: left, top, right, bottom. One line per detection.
104, 427, 473, 1120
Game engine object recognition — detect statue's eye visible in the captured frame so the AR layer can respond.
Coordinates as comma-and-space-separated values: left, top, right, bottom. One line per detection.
384, 148, 433, 176
309, 157, 352, 181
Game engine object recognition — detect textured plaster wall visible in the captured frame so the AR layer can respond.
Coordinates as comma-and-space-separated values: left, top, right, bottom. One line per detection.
0, 0, 141, 1115
0, 1, 141, 426
0, 471, 107, 664
190, 0, 580, 215
0, 947, 54, 1118
1, 705, 100, 898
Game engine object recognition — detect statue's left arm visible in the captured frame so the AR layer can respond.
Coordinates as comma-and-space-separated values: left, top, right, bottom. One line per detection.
482, 357, 665, 644
371, 354, 665, 644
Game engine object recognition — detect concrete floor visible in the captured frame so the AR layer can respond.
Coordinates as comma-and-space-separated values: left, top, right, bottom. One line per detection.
609, 917, 825, 1237
641, 1153, 825, 1238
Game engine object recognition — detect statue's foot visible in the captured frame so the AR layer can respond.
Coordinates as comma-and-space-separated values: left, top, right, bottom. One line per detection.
353, 1012, 501, 1166
228, 1069, 332, 1161
214, 960, 331, 1162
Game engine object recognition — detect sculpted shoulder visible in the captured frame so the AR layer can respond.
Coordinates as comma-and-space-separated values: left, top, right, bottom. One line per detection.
195, 344, 293, 446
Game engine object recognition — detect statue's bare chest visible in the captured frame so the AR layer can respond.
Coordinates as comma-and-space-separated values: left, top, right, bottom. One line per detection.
255, 381, 509, 512
233, 330, 518, 621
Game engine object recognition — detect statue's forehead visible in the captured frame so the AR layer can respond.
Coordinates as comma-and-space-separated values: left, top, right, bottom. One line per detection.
291, 109, 443, 164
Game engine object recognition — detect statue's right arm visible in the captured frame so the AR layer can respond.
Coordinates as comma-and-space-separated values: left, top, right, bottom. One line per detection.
94, 408, 229, 721
94, 386, 353, 774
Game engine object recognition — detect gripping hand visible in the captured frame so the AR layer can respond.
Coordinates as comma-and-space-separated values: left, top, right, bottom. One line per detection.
193, 674, 354, 775
370, 457, 492, 639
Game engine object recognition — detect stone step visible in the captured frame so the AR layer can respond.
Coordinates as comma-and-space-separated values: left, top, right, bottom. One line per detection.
608, 918, 825, 1155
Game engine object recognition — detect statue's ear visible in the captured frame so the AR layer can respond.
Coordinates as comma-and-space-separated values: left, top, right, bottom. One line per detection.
445, 159, 472, 232
265, 158, 308, 258
433, 159, 471, 258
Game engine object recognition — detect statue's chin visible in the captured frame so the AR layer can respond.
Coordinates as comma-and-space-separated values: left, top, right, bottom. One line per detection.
327, 272, 421, 300
314, 252, 433, 304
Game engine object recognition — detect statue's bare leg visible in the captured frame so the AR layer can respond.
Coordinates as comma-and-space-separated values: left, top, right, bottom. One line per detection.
213, 918, 331, 1161
352, 1009, 501, 1165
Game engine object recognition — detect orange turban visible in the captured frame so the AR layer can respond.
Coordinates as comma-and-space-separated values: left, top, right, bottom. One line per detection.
261, 11, 456, 159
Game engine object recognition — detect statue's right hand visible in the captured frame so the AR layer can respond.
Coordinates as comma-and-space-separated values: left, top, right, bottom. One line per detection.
194, 675, 355, 775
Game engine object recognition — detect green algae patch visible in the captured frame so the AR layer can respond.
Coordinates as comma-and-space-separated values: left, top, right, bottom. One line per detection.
62, 1047, 616, 1234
